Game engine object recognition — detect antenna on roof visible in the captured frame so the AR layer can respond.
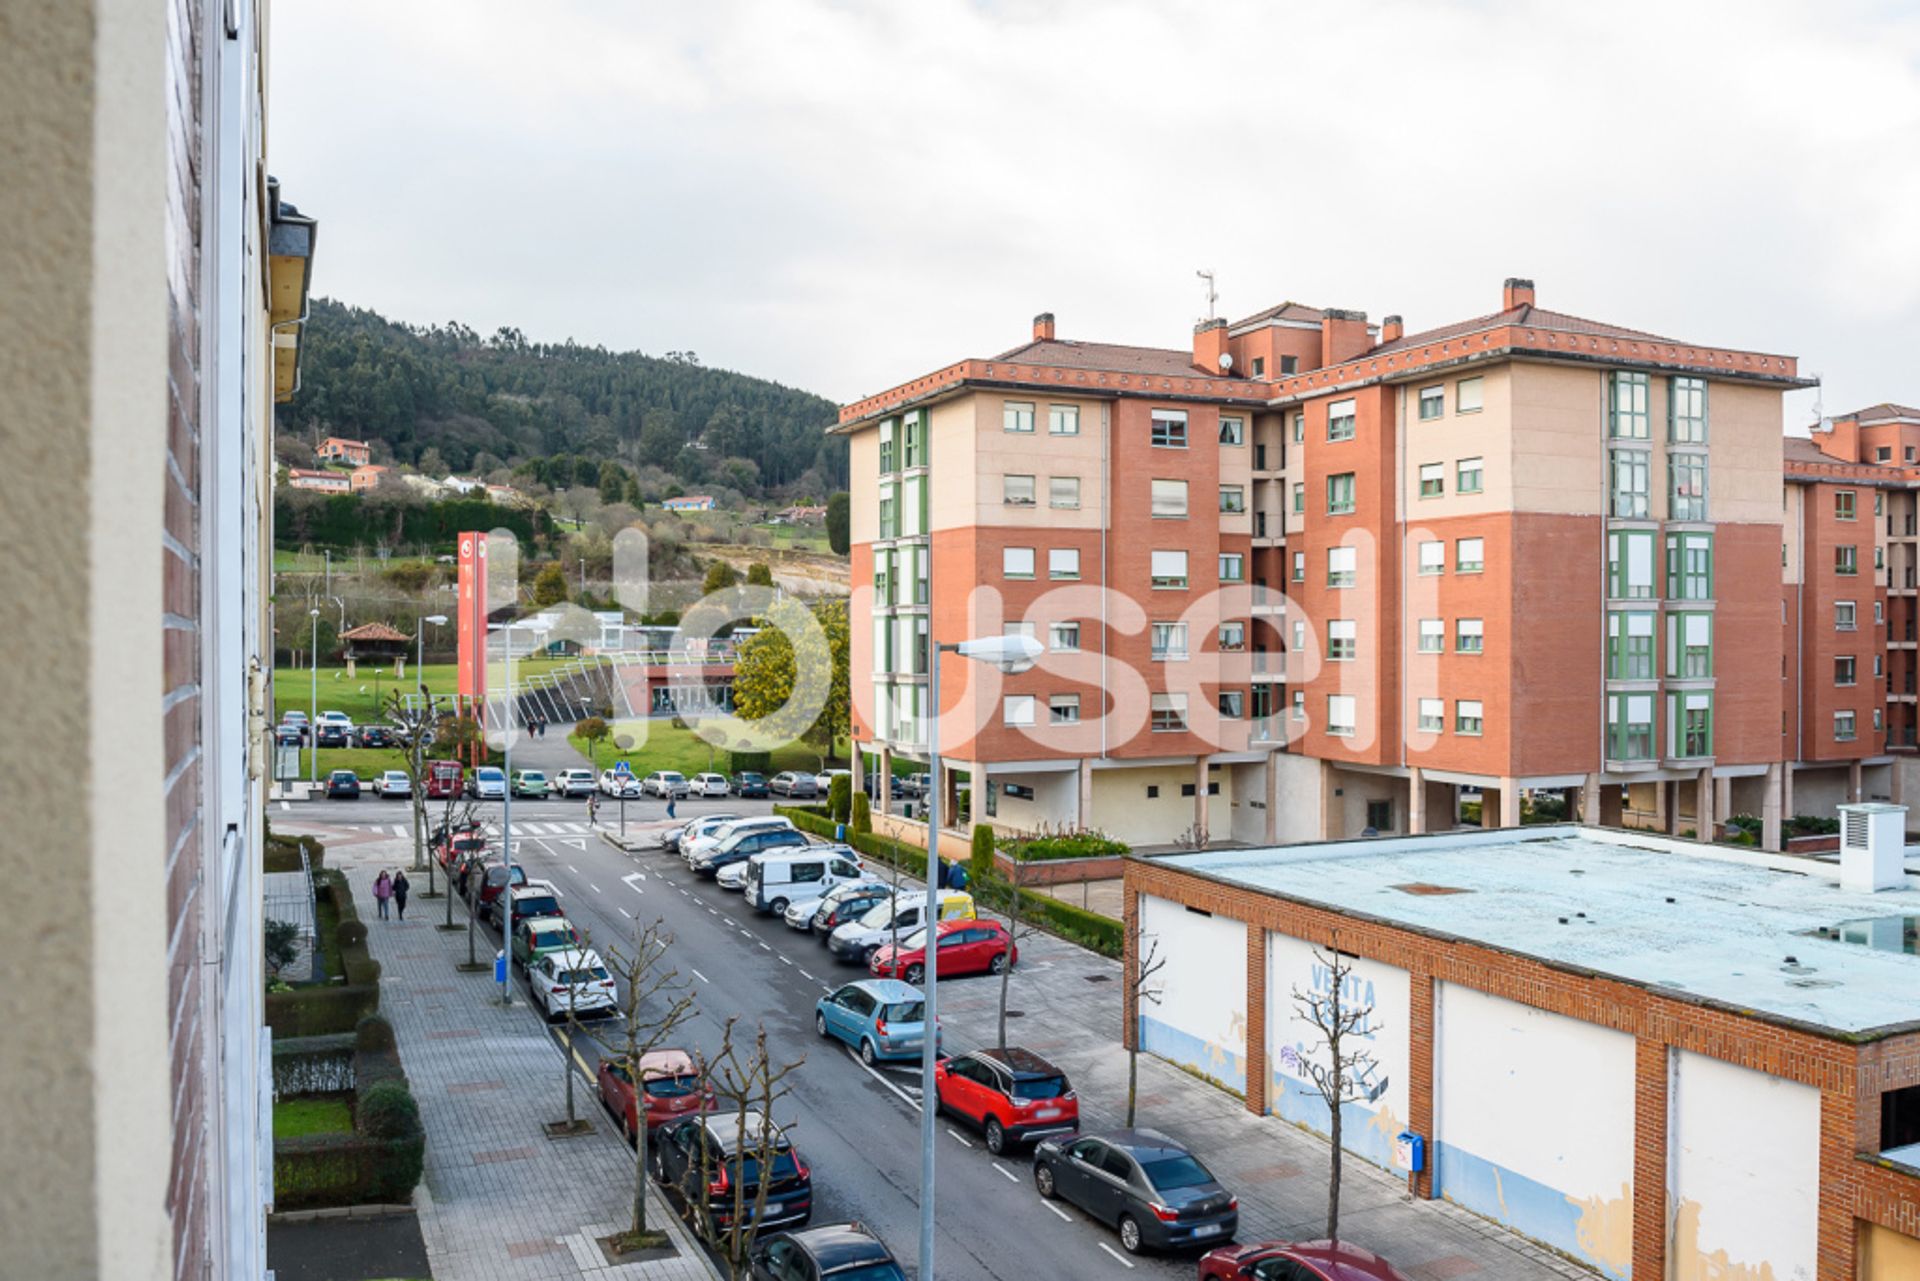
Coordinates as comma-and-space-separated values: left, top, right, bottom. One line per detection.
1810, 375, 1829, 432
1196, 269, 1217, 322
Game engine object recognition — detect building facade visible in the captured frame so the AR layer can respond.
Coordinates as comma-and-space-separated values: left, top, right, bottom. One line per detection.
316, 435, 371, 466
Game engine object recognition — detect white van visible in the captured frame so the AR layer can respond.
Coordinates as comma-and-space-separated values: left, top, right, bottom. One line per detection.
745, 845, 864, 915
826, 890, 976, 965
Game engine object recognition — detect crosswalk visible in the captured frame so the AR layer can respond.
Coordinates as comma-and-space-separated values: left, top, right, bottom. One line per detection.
336, 820, 600, 838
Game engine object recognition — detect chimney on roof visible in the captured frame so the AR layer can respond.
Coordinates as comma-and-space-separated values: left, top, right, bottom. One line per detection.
1320, 308, 1370, 366
1380, 314, 1404, 344
1503, 277, 1536, 311
1193, 317, 1231, 375
1033, 312, 1056, 342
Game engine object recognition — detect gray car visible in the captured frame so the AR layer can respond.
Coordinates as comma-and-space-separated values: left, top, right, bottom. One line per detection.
1033, 1129, 1237, 1255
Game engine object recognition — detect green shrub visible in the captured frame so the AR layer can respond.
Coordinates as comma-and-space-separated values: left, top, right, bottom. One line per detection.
337, 920, 368, 948
265, 982, 380, 1037
358, 1080, 421, 1140
730, 750, 772, 774
355, 1014, 396, 1052
1726, 813, 1764, 835
828, 774, 851, 823
850, 791, 871, 836
970, 825, 996, 881
1786, 814, 1840, 837
1008, 831, 1128, 862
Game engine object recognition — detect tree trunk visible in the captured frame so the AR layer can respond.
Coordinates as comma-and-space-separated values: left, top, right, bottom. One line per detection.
1326, 1057, 1342, 1242
1126, 1046, 1139, 1127
996, 942, 1013, 1049
632, 1113, 650, 1235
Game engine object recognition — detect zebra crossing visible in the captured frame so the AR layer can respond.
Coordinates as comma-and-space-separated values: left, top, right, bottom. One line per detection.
336, 819, 599, 838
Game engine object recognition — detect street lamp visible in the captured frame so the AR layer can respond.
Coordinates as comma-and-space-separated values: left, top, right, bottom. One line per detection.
919, 631, 1043, 1280
309, 608, 321, 784
417, 613, 448, 689
409, 614, 449, 877
492, 617, 549, 1005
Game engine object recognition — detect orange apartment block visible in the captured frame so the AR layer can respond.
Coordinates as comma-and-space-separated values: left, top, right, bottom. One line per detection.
833, 280, 1894, 853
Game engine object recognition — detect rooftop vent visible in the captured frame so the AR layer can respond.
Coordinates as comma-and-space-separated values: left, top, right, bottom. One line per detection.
1838, 802, 1907, 892
1391, 882, 1471, 896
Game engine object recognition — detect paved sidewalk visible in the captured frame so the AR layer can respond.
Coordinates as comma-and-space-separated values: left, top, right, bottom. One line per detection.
341, 857, 720, 1281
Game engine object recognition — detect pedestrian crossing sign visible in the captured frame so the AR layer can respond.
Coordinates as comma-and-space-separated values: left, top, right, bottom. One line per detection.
614, 761, 632, 778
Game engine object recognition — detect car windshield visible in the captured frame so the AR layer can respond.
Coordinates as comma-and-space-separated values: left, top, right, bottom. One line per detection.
330, 772, 353, 781
882, 1000, 925, 1024
899, 929, 928, 951
559, 966, 611, 984
533, 928, 576, 947
515, 897, 559, 916
1140, 1154, 1214, 1191
385, 773, 407, 783
740, 773, 764, 783
856, 901, 897, 928
1010, 1075, 1068, 1100
643, 1073, 701, 1098
479, 769, 502, 780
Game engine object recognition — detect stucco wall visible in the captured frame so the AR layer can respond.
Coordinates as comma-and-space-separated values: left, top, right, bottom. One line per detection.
1138, 895, 1248, 1093
1090, 763, 1224, 845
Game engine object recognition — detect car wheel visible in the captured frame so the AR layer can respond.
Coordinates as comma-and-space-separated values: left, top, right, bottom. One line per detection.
1118, 1214, 1143, 1255
989, 952, 1008, 975
984, 1117, 1006, 1155
1034, 1162, 1056, 1199
904, 963, 925, 985
768, 898, 788, 916
860, 1038, 878, 1067
862, 946, 879, 967
815, 1011, 829, 1038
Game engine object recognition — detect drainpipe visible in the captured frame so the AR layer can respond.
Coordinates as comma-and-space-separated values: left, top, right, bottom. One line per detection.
1397, 382, 1409, 774
1101, 402, 1110, 763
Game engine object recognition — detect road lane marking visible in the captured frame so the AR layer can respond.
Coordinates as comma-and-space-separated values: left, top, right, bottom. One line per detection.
945, 1128, 973, 1148
992, 1162, 1019, 1183
279, 801, 290, 811
568, 865, 579, 874
1098, 1243, 1135, 1269
847, 1047, 922, 1112
589, 884, 601, 894
621, 873, 645, 895
778, 955, 792, 966
689, 968, 709, 983
619, 906, 633, 918
757, 941, 771, 952
1042, 1201, 1071, 1222
798, 969, 817, 982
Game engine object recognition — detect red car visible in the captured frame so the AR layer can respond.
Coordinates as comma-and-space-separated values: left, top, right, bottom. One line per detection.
932, 1046, 1077, 1154
869, 919, 1015, 984
436, 829, 488, 871
1199, 1240, 1416, 1281
596, 1048, 716, 1140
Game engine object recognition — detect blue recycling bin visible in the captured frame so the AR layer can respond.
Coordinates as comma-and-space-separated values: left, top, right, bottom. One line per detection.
1395, 1130, 1425, 1173
836, 823, 847, 841
494, 949, 507, 983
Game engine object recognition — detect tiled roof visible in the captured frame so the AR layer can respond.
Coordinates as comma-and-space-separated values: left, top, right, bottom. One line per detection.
339, 622, 411, 642
1366, 303, 1674, 356
988, 338, 1204, 378
1229, 301, 1325, 329
1783, 437, 1834, 465
1841, 402, 1920, 423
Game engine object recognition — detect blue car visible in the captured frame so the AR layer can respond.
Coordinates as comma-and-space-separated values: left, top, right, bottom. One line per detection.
814, 979, 941, 1067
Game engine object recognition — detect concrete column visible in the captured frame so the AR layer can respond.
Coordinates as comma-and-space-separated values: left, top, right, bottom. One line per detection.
1480, 785, 1498, 829
1318, 760, 1339, 840
1077, 757, 1094, 832
1244, 923, 1268, 1115
1193, 756, 1211, 842
1262, 752, 1279, 844
1695, 768, 1714, 843
1663, 780, 1681, 835
970, 760, 988, 834
1581, 774, 1602, 826
1849, 758, 1864, 803
1714, 774, 1733, 821
1408, 766, 1426, 835
1600, 780, 1625, 827
1781, 761, 1795, 831
1630, 1037, 1671, 1281
1762, 761, 1784, 852
1499, 777, 1522, 828
877, 747, 892, 817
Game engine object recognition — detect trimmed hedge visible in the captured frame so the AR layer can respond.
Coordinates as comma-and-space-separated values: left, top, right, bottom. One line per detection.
264, 830, 327, 874
1008, 831, 1128, 862
273, 1015, 424, 1210
265, 870, 381, 1037
850, 791, 871, 836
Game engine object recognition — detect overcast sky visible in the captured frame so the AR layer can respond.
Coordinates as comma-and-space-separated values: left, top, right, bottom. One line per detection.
272, 0, 1918, 421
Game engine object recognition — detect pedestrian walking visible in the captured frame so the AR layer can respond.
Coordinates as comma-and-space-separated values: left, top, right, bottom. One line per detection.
392, 870, 411, 920
666, 791, 677, 820
587, 793, 600, 826
372, 870, 393, 920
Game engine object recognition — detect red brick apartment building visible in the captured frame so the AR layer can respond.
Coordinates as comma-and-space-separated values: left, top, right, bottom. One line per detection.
837, 279, 1905, 852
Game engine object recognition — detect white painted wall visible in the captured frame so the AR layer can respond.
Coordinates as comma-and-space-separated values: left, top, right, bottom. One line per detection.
1090, 764, 1223, 846
1270, 752, 1326, 843
1669, 1050, 1820, 1281
1434, 984, 1636, 1281
1265, 933, 1410, 1170
1138, 894, 1247, 1094
1227, 761, 1269, 843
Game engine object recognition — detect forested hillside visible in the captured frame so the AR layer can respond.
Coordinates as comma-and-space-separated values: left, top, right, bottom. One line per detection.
278, 299, 845, 496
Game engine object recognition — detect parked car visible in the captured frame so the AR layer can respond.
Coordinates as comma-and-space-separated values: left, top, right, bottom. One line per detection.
554, 768, 597, 798
795, 881, 893, 936
813, 769, 853, 796
870, 918, 1015, 984
275, 723, 304, 748
769, 771, 818, 798
488, 879, 563, 929
511, 769, 549, 798
899, 773, 930, 799
865, 773, 905, 801
728, 771, 771, 798
1032, 1129, 1238, 1255
746, 846, 864, 915
324, 769, 360, 799
437, 828, 489, 871
356, 724, 394, 748
467, 766, 507, 800
529, 947, 616, 1022
814, 978, 940, 1065
683, 816, 796, 868
373, 770, 412, 798
596, 1048, 716, 1140
662, 813, 741, 855
654, 1112, 812, 1234
692, 825, 809, 877
641, 770, 689, 799
1199, 1240, 1417, 1281
716, 860, 753, 893
826, 891, 976, 966
314, 723, 350, 748
467, 860, 528, 910
281, 710, 309, 732
424, 758, 464, 799
932, 1047, 1077, 1154
511, 915, 583, 970
747, 1224, 904, 1281
318, 710, 353, 734
691, 772, 730, 797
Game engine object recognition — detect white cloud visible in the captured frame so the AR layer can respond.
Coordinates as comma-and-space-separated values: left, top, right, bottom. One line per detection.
271, 0, 1920, 417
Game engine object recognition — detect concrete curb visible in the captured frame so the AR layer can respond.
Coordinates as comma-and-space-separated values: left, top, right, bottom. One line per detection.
268, 1202, 415, 1224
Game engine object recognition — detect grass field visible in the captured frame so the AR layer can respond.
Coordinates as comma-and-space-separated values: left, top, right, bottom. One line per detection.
294, 747, 413, 780
273, 1096, 354, 1139
272, 658, 580, 724
568, 722, 841, 777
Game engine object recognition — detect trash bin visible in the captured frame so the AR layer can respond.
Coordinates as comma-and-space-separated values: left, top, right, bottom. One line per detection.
493, 949, 507, 984
1394, 1131, 1425, 1173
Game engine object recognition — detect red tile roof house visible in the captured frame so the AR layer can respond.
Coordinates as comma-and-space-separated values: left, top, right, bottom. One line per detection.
316, 435, 371, 466
286, 468, 350, 493
350, 463, 388, 491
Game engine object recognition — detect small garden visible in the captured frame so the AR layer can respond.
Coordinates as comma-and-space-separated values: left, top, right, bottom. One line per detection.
271, 1015, 426, 1210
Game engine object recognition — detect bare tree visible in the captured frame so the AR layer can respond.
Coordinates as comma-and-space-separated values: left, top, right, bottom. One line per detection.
383, 687, 444, 896
679, 1020, 804, 1279
1289, 942, 1379, 1244
991, 855, 1038, 1051
1125, 924, 1166, 1128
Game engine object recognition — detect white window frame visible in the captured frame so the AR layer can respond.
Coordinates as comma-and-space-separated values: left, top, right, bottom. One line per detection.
1004, 401, 1035, 434
1048, 547, 1080, 581
1003, 695, 1035, 727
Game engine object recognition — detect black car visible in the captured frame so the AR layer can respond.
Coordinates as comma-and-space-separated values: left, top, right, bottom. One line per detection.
692, 827, 809, 877
865, 774, 906, 801
655, 1112, 812, 1234
1033, 1129, 1237, 1255
275, 724, 304, 747
314, 724, 350, 748
324, 770, 361, 799
356, 724, 394, 748
748, 1223, 903, 1281
729, 771, 771, 798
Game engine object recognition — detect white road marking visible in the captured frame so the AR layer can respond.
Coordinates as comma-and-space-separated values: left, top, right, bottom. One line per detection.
589, 884, 601, 894
945, 1127, 973, 1148
621, 873, 645, 895
568, 865, 579, 875
561, 837, 587, 849
706, 907, 719, 916
1042, 1201, 1071, 1222
992, 1162, 1020, 1183
689, 968, 709, 984
798, 969, 817, 982
738, 929, 753, 939
1098, 1243, 1135, 1269
757, 941, 771, 952
778, 955, 792, 966
847, 1047, 922, 1112
618, 906, 633, 918
279, 801, 290, 811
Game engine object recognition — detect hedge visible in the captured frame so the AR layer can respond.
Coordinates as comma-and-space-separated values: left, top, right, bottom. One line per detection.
264, 830, 327, 874
273, 1015, 424, 1210
1007, 831, 1128, 862
265, 870, 381, 1037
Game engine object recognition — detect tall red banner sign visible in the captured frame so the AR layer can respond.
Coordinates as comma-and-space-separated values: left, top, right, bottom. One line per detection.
456, 532, 488, 729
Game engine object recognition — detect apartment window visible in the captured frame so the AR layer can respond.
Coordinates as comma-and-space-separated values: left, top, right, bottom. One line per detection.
1326, 694, 1357, 737
1418, 386, 1444, 420
1218, 552, 1244, 582
1048, 404, 1079, 435
1292, 551, 1306, 582
1291, 413, 1305, 444
1609, 529, 1656, 599
1151, 410, 1188, 448
1327, 473, 1356, 515
1280, 355, 1299, 375
1670, 692, 1713, 758
1293, 620, 1307, 651
1417, 698, 1445, 732
1250, 357, 1266, 378
912, 544, 929, 604
1667, 612, 1713, 678
1417, 618, 1444, 653
879, 420, 898, 473
1670, 377, 1708, 444
1151, 622, 1190, 661
1150, 550, 1188, 589
1049, 694, 1081, 724
1219, 621, 1245, 651
1456, 617, 1485, 653
874, 552, 893, 607
1608, 692, 1655, 760
1669, 453, 1707, 521
1836, 545, 1858, 576
1049, 476, 1081, 509
904, 413, 927, 467
1666, 531, 1713, 600
901, 474, 929, 537
1836, 656, 1857, 686
1004, 401, 1035, 433
1151, 478, 1189, 518
1837, 601, 1857, 631
1610, 448, 1650, 518
1876, 708, 1885, 730
1327, 546, 1357, 588
1419, 462, 1445, 498
1003, 695, 1035, 727
1218, 691, 1245, 719
1457, 537, 1485, 573
1219, 416, 1245, 446
1049, 622, 1081, 652
1005, 621, 1037, 642
1836, 490, 1857, 521
1327, 398, 1357, 441
1049, 548, 1080, 580
1878, 446, 1893, 462
1219, 485, 1246, 514
1291, 690, 1306, 720
1456, 699, 1485, 736
1457, 456, 1484, 494
1003, 474, 1036, 506
1835, 710, 1857, 742
1327, 619, 1357, 661
1456, 376, 1484, 414
1877, 599, 1885, 623
1876, 654, 1884, 678
1292, 482, 1306, 514
1151, 693, 1188, 732
1609, 371, 1650, 439
1877, 546, 1886, 570
1003, 546, 1035, 579
1418, 541, 1445, 576
1608, 611, 1655, 680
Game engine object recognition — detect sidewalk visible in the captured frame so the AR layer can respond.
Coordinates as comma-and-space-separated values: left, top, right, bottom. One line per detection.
342, 857, 720, 1281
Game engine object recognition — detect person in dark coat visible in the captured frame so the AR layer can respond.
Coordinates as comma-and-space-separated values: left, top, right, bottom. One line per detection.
392, 870, 411, 920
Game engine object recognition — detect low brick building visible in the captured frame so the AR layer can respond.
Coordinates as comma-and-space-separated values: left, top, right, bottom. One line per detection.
1124, 820, 1920, 1280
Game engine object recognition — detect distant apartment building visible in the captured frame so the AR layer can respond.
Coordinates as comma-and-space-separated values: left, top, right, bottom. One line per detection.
838, 282, 1852, 852
288, 466, 352, 493
316, 434, 371, 465
662, 493, 716, 512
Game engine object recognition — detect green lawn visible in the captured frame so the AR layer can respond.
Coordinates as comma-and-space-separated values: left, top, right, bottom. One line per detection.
274, 1096, 354, 1139
295, 746, 412, 780
273, 658, 582, 725
568, 721, 842, 777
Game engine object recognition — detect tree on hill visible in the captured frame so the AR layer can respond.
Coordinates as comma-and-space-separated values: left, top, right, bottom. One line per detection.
702, 560, 740, 596
826, 491, 849, 556
731, 599, 848, 768
745, 562, 774, 587
531, 563, 570, 607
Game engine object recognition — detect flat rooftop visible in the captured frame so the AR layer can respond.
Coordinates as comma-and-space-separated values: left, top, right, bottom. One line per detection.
1153, 825, 1920, 1038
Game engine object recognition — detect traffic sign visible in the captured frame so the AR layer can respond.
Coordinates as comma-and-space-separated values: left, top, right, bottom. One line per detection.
614, 761, 633, 778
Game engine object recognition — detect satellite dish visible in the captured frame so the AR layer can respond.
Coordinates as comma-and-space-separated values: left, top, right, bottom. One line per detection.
1218, 352, 1233, 371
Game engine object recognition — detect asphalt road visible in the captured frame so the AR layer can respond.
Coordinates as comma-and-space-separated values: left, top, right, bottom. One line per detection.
297, 793, 1195, 1280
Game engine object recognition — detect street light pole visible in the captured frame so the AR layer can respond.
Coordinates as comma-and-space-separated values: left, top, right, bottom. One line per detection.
309, 608, 321, 784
